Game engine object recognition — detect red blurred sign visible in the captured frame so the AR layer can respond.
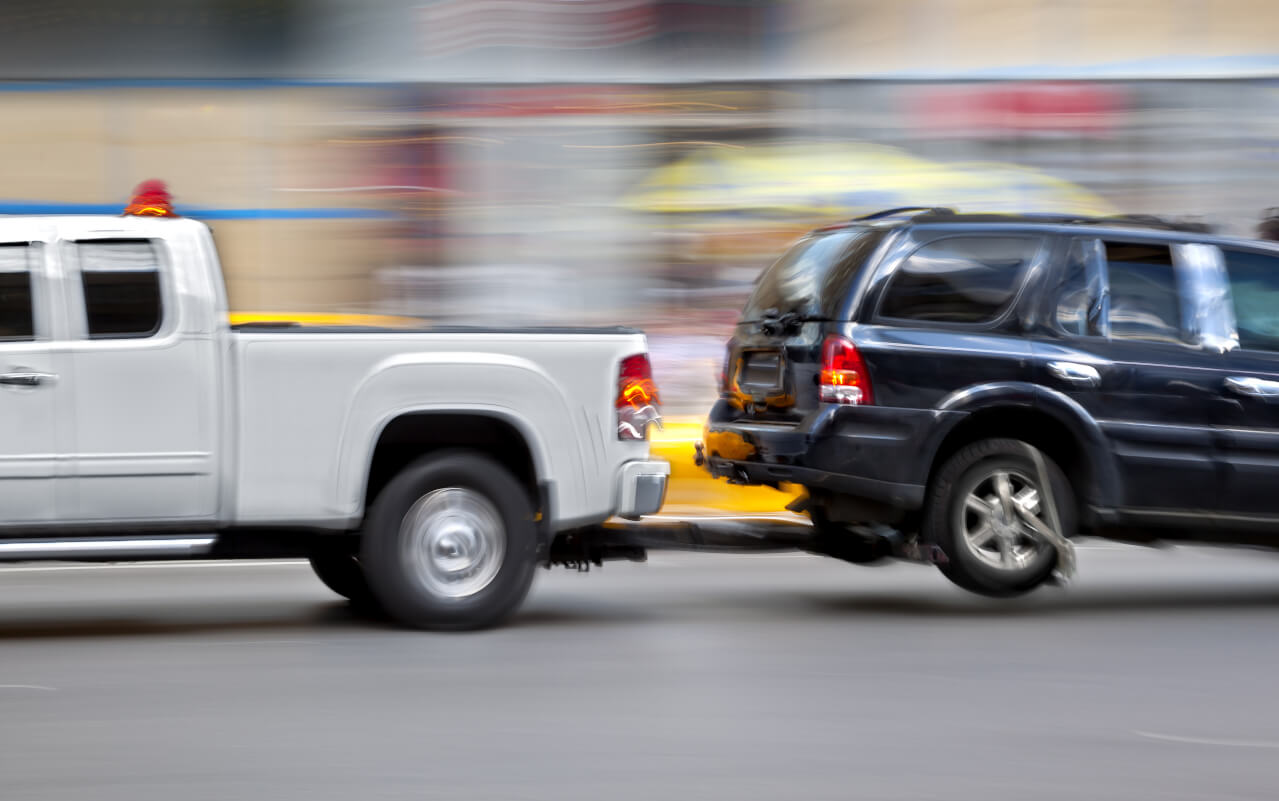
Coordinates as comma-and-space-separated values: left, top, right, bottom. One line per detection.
911, 83, 1125, 135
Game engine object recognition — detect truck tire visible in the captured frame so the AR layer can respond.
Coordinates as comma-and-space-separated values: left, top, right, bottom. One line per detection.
923, 438, 1074, 598
308, 548, 379, 610
360, 451, 538, 631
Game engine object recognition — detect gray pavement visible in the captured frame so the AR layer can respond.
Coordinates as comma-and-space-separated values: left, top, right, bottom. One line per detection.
4, 542, 1279, 800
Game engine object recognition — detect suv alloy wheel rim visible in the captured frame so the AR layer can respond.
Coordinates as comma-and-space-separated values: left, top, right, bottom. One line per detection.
957, 469, 1048, 571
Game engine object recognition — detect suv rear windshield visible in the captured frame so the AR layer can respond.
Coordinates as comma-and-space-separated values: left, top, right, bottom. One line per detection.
740, 229, 883, 323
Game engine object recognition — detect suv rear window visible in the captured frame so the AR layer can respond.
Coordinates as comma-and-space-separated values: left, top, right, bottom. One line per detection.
1103, 242, 1183, 344
1222, 247, 1279, 352
740, 229, 883, 323
878, 236, 1039, 324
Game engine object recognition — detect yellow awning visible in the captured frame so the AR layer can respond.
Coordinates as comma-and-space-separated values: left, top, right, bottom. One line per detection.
622, 143, 1115, 218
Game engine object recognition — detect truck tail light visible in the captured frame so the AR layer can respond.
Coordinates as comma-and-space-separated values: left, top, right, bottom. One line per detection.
819, 334, 873, 405
617, 353, 662, 440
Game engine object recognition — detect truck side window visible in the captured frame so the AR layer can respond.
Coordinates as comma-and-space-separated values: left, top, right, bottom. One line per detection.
1103, 242, 1184, 345
77, 240, 163, 339
0, 244, 36, 342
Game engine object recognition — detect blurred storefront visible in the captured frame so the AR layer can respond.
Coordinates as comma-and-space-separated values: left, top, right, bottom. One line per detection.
0, 0, 1276, 410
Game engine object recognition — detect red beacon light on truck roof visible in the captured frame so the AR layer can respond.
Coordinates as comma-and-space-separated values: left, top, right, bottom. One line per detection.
122, 180, 179, 218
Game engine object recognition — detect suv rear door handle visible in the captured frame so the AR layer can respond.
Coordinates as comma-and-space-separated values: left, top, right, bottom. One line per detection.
1225, 376, 1279, 398
0, 370, 56, 387
1047, 361, 1100, 387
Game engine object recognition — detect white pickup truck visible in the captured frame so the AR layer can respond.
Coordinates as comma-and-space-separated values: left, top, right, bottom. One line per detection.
0, 211, 669, 630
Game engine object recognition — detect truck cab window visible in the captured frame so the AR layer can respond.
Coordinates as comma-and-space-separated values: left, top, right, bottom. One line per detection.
77, 240, 163, 339
0, 244, 36, 341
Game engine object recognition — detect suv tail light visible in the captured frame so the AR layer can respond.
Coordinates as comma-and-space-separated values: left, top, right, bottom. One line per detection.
819, 334, 873, 405
719, 339, 736, 394
617, 353, 662, 440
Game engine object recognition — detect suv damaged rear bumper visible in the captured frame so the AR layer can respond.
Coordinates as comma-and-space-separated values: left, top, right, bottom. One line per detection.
703, 455, 925, 509
696, 401, 956, 511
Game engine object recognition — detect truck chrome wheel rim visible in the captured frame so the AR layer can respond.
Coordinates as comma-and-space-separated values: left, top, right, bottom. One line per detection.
401, 488, 505, 599
958, 469, 1047, 571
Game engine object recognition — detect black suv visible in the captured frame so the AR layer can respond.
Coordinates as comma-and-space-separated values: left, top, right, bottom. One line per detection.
700, 207, 1279, 596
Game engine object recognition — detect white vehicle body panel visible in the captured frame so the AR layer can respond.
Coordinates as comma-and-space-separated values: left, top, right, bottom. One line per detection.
0, 219, 64, 523
232, 332, 650, 527
0, 215, 663, 535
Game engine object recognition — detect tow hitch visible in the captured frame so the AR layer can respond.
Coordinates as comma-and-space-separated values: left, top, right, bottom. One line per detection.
805, 522, 949, 566
548, 517, 948, 570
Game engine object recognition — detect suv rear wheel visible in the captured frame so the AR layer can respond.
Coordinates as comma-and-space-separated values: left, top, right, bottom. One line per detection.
924, 438, 1075, 597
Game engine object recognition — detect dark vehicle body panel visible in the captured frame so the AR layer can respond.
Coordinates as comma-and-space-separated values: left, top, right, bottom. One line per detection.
705, 211, 1279, 544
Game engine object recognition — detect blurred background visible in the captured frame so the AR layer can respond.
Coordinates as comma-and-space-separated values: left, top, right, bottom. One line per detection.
6, 7, 1279, 799
0, 0, 1277, 414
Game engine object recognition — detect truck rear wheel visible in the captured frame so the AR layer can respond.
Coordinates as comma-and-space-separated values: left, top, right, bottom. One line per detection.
360, 452, 538, 631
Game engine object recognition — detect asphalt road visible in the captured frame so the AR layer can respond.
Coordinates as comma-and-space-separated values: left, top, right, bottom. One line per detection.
5, 542, 1279, 800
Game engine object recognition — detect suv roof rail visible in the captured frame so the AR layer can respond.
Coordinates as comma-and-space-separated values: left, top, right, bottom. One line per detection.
846, 208, 1217, 234
852, 206, 956, 222
1092, 213, 1217, 234
1099, 212, 1217, 230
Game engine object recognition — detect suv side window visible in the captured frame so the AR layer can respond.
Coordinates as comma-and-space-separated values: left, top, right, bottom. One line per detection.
1103, 241, 1183, 344
878, 236, 1038, 324
76, 240, 163, 339
1221, 247, 1279, 352
0, 244, 37, 342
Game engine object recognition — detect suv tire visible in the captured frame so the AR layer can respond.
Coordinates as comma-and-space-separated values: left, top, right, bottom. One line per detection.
924, 438, 1075, 597
360, 451, 538, 630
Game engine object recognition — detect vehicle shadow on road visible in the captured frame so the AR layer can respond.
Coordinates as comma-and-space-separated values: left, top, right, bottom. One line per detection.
800, 585, 1279, 619
7, 585, 1279, 640
508, 581, 1279, 628
0, 601, 387, 641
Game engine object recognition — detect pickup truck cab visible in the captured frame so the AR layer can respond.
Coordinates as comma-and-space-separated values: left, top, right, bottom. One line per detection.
0, 204, 668, 629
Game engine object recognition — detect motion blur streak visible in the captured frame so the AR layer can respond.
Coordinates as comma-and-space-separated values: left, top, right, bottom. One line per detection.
1, 1, 1279, 798
0, 4, 1270, 415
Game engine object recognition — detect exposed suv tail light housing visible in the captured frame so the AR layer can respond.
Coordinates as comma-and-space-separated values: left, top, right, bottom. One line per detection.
719, 339, 736, 395
819, 334, 873, 405
617, 353, 662, 440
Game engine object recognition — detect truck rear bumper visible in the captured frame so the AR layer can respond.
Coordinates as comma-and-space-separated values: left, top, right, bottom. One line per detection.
615, 459, 671, 520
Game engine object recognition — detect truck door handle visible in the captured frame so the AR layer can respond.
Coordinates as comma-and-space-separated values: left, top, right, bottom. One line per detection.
0, 370, 56, 387
1047, 361, 1100, 387
1225, 376, 1279, 398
